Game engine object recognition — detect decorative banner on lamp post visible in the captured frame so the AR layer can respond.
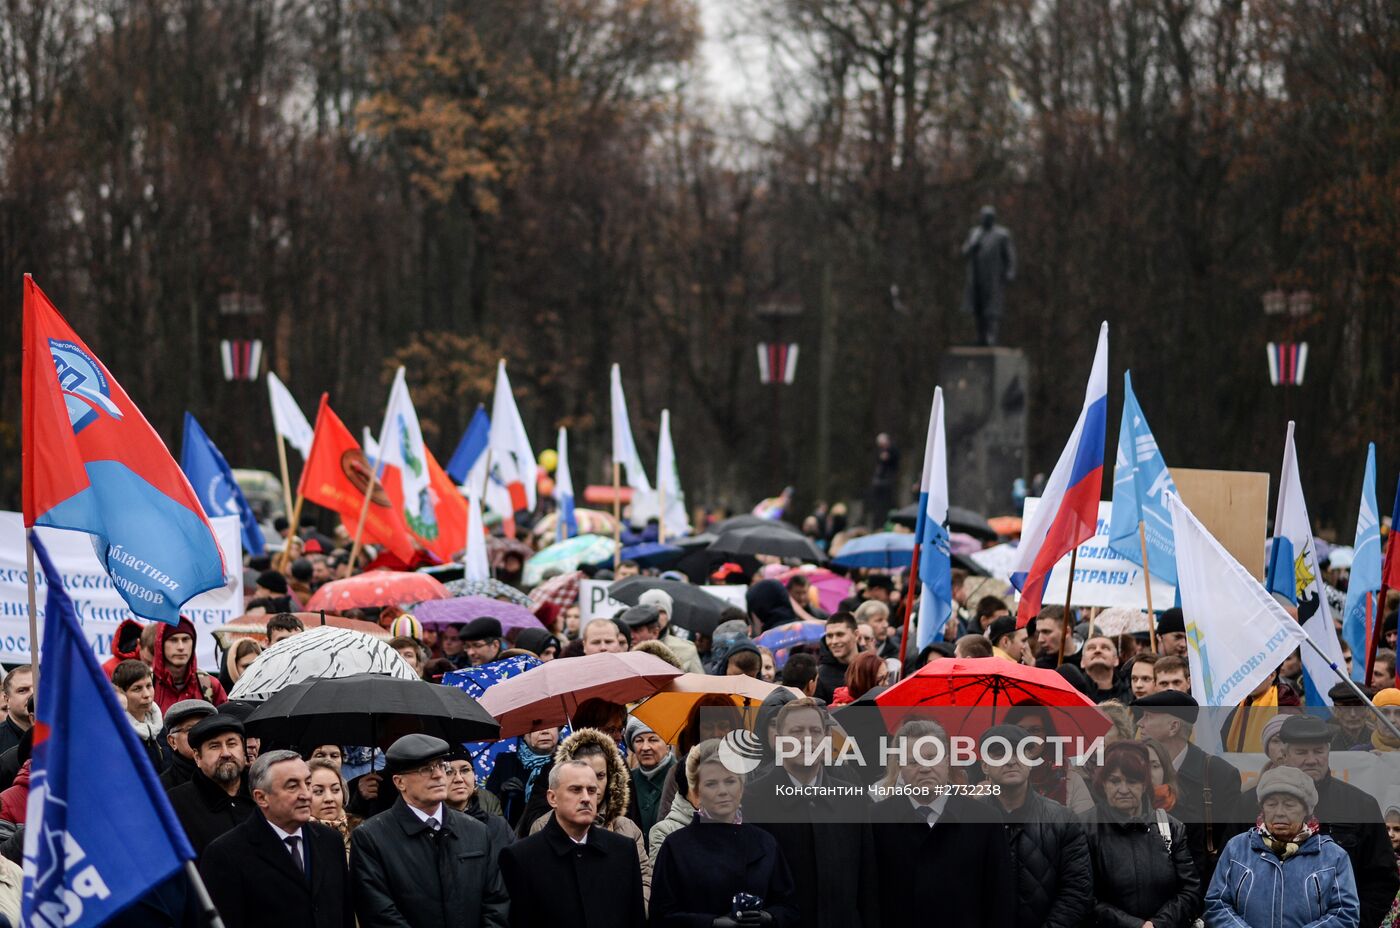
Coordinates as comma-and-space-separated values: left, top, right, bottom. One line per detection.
220, 339, 263, 381
757, 342, 799, 385
1266, 342, 1308, 386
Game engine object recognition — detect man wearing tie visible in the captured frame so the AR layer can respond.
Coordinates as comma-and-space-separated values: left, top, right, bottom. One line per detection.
201, 750, 354, 927
350, 734, 509, 927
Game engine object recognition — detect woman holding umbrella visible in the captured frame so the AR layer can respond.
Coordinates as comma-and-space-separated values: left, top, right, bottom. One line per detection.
650, 739, 799, 927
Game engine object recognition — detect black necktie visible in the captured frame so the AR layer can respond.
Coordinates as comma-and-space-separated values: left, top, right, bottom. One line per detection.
285, 835, 304, 873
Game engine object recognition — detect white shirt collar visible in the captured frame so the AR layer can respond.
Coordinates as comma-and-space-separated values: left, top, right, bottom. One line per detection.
910, 793, 950, 826
1171, 743, 1189, 772
267, 819, 304, 842
407, 802, 445, 828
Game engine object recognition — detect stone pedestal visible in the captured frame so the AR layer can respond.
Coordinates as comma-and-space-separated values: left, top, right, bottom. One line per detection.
941, 347, 1028, 517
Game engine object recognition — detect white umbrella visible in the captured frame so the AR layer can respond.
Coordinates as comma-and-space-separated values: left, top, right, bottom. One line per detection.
1090, 607, 1152, 637
229, 625, 417, 701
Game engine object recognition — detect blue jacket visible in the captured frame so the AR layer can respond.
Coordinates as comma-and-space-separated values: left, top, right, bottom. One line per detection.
1205, 829, 1360, 928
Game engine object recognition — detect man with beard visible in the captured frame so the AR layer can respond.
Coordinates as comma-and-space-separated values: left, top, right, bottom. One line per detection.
167, 714, 257, 857
201, 751, 354, 928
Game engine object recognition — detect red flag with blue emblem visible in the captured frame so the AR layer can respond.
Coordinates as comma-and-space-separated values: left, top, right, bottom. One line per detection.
22, 275, 226, 623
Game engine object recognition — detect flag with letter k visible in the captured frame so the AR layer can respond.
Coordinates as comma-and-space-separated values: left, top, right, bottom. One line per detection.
23, 534, 194, 927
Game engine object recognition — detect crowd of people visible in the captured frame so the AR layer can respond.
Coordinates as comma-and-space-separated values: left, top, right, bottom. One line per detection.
1, 505, 1399, 928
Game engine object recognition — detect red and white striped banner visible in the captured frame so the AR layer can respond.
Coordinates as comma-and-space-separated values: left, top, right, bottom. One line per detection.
220, 339, 263, 381
757, 342, 799, 385
1266, 342, 1307, 386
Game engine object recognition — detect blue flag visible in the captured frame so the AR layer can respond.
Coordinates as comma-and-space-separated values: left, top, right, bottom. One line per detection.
23, 533, 195, 926
1342, 444, 1381, 681
446, 405, 491, 486
1108, 371, 1178, 585
180, 412, 265, 556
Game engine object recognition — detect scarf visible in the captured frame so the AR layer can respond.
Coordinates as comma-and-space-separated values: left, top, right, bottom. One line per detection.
517, 742, 553, 798
1153, 783, 1177, 812
696, 805, 743, 825
1224, 686, 1279, 753
1372, 727, 1400, 751
129, 703, 164, 742
1256, 817, 1318, 861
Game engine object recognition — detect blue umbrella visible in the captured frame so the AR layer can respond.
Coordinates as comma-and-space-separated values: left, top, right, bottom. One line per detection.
832, 532, 916, 569
613, 542, 684, 569
755, 621, 828, 670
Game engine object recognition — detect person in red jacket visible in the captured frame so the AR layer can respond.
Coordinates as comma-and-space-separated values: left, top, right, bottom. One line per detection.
0, 759, 29, 824
101, 618, 146, 678
152, 617, 226, 714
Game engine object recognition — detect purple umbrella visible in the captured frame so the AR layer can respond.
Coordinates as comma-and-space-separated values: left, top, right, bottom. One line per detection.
415, 596, 545, 636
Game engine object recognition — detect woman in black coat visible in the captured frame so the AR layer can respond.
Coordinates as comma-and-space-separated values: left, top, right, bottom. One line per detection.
650, 740, 799, 928
1081, 741, 1203, 928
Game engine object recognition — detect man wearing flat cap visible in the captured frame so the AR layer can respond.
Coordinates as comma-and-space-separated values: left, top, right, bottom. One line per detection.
159, 698, 217, 790
166, 713, 257, 857
634, 589, 704, 674
350, 733, 508, 927
1134, 690, 1241, 885
461, 617, 504, 667
1234, 714, 1397, 927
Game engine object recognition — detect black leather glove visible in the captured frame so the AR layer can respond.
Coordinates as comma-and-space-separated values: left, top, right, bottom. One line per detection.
735, 912, 773, 927
499, 776, 524, 796
711, 918, 740, 928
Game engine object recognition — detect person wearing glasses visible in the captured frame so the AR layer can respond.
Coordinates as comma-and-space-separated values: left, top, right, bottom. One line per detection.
350, 734, 509, 927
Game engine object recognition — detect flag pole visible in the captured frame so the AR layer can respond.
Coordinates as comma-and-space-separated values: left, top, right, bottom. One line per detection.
347, 450, 384, 573
1139, 521, 1158, 652
184, 860, 228, 928
25, 537, 39, 694
275, 431, 295, 532
1057, 547, 1079, 668
898, 542, 921, 668
1302, 633, 1400, 743
612, 462, 622, 569
278, 491, 305, 573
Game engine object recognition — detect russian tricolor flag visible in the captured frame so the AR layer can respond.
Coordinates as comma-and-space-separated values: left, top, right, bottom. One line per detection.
1012, 322, 1109, 627
914, 388, 953, 647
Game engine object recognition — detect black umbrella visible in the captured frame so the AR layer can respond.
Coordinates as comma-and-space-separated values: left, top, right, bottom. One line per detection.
608, 577, 730, 638
710, 514, 803, 536
889, 504, 997, 541
245, 672, 499, 750
710, 523, 826, 563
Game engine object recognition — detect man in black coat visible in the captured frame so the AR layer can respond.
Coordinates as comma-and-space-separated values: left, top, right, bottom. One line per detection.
158, 699, 217, 791
201, 750, 353, 928
813, 616, 858, 703
350, 734, 509, 928
166, 714, 257, 858
1135, 690, 1241, 885
1233, 715, 1398, 928
745, 698, 880, 928
499, 759, 645, 928
978, 724, 1093, 928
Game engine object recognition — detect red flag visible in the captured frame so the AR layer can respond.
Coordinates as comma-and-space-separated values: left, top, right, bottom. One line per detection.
298, 395, 416, 563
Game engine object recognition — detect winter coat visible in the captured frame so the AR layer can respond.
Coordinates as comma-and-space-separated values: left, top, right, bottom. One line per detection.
160, 752, 197, 791
660, 633, 704, 675
631, 756, 674, 839
745, 766, 881, 928
648, 792, 695, 868
746, 580, 799, 633
459, 794, 514, 862
0, 853, 20, 927
1081, 802, 1203, 928
500, 812, 646, 928
523, 727, 652, 905
152, 616, 227, 713
1237, 773, 1398, 928
650, 816, 800, 928
1174, 742, 1242, 886
101, 618, 145, 677
129, 703, 166, 774
349, 798, 509, 928
0, 718, 26, 758
1206, 829, 1360, 928
985, 789, 1094, 928
813, 641, 848, 704
0, 761, 29, 824
166, 768, 257, 858
200, 813, 355, 928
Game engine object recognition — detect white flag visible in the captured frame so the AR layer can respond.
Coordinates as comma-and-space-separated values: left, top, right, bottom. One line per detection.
1168, 492, 1308, 706
362, 428, 380, 461
656, 409, 690, 537
375, 367, 436, 540
266, 372, 314, 459
610, 364, 652, 493
1271, 421, 1346, 706
463, 488, 491, 582
486, 361, 538, 517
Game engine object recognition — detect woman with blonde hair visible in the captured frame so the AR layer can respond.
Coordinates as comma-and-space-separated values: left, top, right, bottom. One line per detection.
307, 757, 360, 856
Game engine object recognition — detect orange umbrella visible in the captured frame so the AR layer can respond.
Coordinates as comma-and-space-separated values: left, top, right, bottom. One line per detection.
988, 515, 1023, 538
631, 673, 800, 744
305, 570, 449, 612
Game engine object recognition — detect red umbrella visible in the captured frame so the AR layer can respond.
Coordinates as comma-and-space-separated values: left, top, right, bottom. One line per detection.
305, 571, 450, 612
478, 651, 683, 738
874, 657, 1110, 743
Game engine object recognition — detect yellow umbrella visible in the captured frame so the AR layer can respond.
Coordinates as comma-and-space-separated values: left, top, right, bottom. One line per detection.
631, 673, 800, 744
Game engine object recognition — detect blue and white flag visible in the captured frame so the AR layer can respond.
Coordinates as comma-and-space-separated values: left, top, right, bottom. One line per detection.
180, 412, 265, 556
1342, 443, 1381, 681
1108, 371, 1177, 584
1167, 493, 1307, 707
447, 405, 490, 488
1266, 421, 1346, 706
554, 427, 578, 541
24, 533, 195, 926
915, 388, 953, 648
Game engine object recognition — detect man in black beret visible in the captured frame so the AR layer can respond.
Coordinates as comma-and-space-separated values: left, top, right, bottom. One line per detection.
1155, 607, 1188, 657
166, 714, 257, 858
1135, 690, 1241, 886
460, 617, 504, 667
350, 734, 508, 927
1234, 714, 1398, 927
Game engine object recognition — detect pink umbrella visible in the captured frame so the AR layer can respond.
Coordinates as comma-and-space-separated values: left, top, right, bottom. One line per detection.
478, 651, 684, 738
780, 567, 854, 614
305, 571, 450, 612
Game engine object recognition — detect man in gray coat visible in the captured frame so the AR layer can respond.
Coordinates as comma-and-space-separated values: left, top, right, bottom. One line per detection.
350, 734, 509, 927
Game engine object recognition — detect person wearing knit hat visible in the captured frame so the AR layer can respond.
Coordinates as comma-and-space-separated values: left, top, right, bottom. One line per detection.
625, 715, 674, 837
1155, 607, 1188, 657
1372, 688, 1400, 752
1260, 713, 1291, 766
388, 614, 423, 642
1206, 764, 1359, 928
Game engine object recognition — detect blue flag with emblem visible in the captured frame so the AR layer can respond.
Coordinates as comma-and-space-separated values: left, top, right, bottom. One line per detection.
1342, 444, 1381, 682
180, 412, 265, 556
1108, 371, 1177, 585
23, 533, 195, 926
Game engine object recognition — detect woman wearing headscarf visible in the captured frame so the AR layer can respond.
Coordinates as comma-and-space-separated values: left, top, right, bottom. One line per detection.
1082, 741, 1203, 927
1206, 765, 1360, 928
650, 739, 799, 927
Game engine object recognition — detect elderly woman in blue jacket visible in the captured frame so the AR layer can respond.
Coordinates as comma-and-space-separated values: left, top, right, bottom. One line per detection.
1206, 765, 1360, 928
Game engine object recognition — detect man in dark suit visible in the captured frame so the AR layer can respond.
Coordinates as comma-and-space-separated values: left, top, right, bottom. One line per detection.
201, 750, 353, 928
499, 759, 645, 928
350, 734, 509, 928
